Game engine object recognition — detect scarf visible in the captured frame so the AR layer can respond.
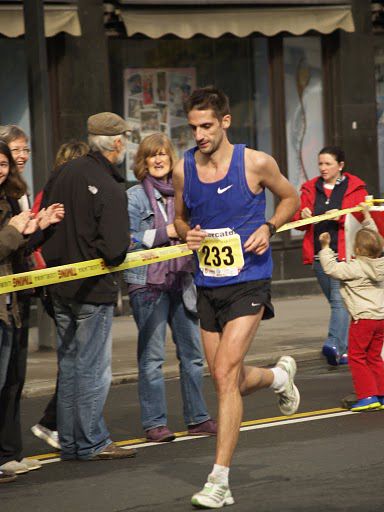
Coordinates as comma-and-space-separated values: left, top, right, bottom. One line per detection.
142, 174, 193, 287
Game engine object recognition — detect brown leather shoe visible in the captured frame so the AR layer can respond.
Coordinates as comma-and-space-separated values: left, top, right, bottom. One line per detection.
90, 442, 137, 460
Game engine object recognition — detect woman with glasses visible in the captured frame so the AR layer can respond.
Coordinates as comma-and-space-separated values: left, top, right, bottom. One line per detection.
0, 127, 33, 419
0, 126, 31, 212
0, 126, 30, 169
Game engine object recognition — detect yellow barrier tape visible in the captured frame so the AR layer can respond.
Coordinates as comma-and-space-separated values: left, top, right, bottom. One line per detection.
0, 199, 382, 294
0, 244, 193, 295
276, 205, 363, 232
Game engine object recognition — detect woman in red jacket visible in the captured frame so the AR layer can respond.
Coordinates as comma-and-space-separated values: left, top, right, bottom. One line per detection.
294, 146, 368, 366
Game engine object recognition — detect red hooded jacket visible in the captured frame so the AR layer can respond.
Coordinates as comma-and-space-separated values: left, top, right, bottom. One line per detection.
292, 172, 368, 264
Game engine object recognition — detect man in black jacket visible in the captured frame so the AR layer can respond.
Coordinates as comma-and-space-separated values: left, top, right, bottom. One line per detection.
43, 112, 136, 460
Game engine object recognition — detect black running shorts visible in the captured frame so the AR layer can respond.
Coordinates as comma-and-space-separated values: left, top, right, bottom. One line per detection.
196, 279, 274, 332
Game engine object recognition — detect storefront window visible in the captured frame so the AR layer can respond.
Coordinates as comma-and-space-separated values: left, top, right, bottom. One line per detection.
109, 35, 272, 185
375, 45, 384, 197
284, 36, 324, 192
0, 39, 33, 195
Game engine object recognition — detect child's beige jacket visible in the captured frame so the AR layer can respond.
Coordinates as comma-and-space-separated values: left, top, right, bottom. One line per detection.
319, 219, 384, 320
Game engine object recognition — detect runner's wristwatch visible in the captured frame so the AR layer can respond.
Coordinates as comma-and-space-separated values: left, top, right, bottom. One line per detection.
264, 222, 277, 238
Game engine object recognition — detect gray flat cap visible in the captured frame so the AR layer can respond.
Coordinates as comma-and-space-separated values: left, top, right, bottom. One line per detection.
87, 112, 130, 135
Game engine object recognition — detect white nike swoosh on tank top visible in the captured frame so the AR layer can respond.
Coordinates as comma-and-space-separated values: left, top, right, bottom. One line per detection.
217, 185, 233, 194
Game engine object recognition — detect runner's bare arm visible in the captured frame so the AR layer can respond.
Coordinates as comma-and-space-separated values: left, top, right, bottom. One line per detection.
173, 159, 207, 250
244, 151, 299, 255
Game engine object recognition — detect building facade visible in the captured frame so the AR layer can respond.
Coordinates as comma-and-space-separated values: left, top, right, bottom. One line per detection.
1, 0, 383, 289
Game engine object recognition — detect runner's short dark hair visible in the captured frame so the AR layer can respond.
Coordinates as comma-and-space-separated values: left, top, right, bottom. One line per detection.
183, 86, 230, 120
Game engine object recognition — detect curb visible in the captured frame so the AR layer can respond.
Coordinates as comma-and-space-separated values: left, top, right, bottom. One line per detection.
22, 348, 324, 398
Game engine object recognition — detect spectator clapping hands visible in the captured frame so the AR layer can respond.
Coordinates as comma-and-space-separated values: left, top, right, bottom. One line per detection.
37, 203, 65, 230
10, 203, 65, 235
8, 210, 36, 234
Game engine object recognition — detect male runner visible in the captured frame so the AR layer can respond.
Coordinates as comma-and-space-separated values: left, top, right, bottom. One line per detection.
173, 86, 301, 509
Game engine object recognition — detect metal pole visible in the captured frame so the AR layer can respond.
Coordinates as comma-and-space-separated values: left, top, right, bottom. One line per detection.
23, 0, 56, 349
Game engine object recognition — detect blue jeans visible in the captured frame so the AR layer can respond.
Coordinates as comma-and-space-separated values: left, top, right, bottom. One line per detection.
0, 321, 13, 394
313, 260, 349, 355
130, 288, 210, 431
53, 298, 114, 460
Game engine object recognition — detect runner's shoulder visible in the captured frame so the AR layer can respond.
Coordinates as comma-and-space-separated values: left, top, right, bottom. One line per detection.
244, 148, 277, 174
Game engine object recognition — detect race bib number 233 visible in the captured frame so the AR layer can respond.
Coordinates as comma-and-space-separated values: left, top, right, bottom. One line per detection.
197, 228, 244, 277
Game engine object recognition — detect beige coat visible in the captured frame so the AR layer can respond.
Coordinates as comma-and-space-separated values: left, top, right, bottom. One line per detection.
319, 219, 384, 320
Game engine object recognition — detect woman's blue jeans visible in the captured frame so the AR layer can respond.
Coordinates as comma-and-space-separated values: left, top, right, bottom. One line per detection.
130, 288, 210, 431
313, 260, 349, 356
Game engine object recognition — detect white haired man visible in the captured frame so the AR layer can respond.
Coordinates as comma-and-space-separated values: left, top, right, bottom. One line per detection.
42, 112, 136, 461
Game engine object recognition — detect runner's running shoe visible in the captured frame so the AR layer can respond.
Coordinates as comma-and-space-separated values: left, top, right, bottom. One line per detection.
275, 356, 300, 416
191, 476, 235, 509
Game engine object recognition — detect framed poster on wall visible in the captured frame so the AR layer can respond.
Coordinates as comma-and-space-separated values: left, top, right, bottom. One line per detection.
123, 67, 196, 182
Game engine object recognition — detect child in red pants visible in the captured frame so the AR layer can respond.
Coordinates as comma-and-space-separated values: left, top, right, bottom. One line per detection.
319, 205, 384, 411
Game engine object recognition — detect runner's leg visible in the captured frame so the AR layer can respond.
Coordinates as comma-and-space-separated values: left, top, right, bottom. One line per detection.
191, 312, 271, 508
201, 311, 272, 468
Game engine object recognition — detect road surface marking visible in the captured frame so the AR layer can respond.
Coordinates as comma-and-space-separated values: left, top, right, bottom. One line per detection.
28, 407, 356, 465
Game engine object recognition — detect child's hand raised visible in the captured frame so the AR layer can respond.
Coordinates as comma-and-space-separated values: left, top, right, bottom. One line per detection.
360, 202, 371, 221
319, 232, 331, 247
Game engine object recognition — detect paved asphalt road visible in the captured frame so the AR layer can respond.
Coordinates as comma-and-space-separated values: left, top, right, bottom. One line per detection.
2, 364, 384, 512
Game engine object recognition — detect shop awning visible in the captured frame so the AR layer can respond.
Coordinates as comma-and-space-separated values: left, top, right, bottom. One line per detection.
120, 5, 354, 39
0, 4, 81, 38
119, 1, 351, 4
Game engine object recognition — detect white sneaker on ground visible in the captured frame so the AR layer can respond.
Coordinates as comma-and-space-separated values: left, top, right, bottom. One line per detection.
31, 424, 61, 450
191, 476, 235, 509
20, 458, 42, 471
0, 460, 29, 474
275, 356, 300, 416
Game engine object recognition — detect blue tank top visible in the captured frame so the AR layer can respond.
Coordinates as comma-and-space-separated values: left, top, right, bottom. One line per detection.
183, 144, 273, 287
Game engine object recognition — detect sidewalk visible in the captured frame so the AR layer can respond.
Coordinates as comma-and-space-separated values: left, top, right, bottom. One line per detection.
24, 294, 329, 397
